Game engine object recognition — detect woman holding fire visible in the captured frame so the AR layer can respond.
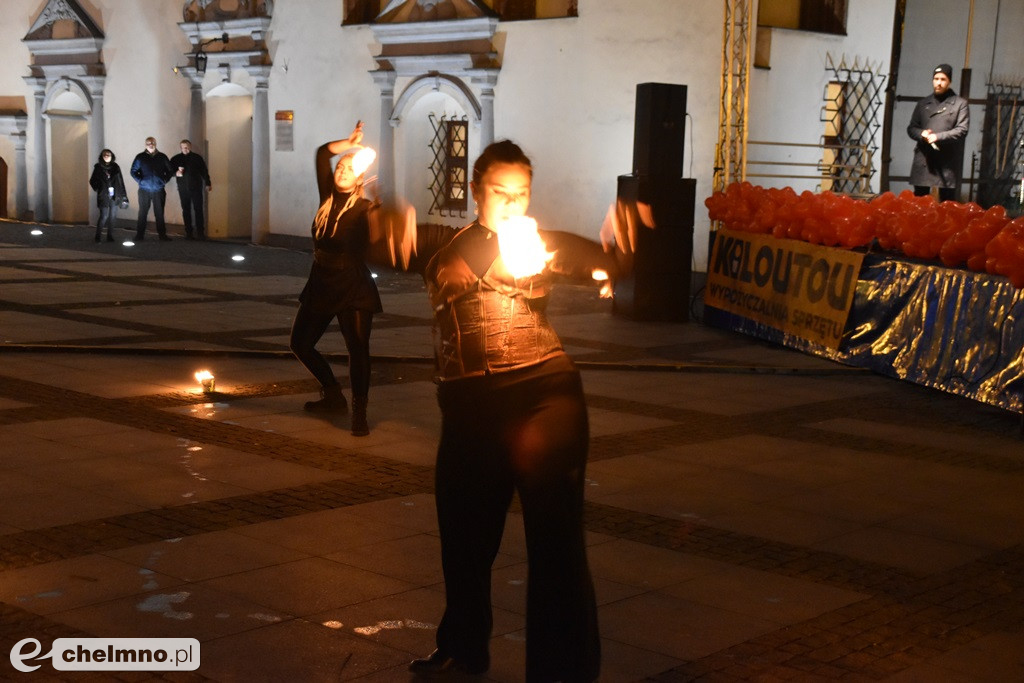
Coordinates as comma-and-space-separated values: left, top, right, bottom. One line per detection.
408, 140, 622, 682
289, 122, 380, 436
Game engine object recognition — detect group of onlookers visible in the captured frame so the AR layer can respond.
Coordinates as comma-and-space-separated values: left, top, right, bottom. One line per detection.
89, 137, 211, 242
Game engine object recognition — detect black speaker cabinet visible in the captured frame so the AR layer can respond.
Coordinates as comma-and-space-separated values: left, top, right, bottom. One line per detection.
632, 83, 687, 178
612, 175, 695, 322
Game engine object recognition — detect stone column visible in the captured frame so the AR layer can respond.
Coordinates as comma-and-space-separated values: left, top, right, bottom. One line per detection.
12, 126, 28, 219
478, 79, 496, 149
85, 80, 105, 226
24, 79, 48, 222
189, 79, 205, 147
470, 71, 499, 150
247, 67, 271, 244
371, 69, 397, 198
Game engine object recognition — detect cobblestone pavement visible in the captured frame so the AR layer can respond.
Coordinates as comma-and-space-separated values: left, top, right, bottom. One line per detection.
2, 220, 1024, 681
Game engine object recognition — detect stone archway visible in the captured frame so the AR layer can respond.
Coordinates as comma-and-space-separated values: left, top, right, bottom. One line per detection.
23, 0, 106, 223
369, 4, 500, 213
205, 83, 253, 239
44, 79, 91, 224
394, 89, 474, 226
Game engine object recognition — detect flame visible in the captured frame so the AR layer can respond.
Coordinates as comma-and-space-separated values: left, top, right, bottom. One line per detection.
496, 216, 553, 279
194, 369, 216, 392
351, 147, 377, 177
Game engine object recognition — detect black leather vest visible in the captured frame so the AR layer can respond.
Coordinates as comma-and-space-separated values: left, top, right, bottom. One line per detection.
430, 264, 563, 381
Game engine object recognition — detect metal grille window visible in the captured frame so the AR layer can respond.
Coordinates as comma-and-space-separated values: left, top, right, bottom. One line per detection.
819, 54, 885, 196
978, 82, 1023, 211
429, 114, 468, 217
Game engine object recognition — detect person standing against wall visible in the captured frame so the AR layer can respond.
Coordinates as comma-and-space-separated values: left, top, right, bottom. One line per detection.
88, 148, 128, 242
130, 137, 174, 241
907, 63, 970, 201
169, 139, 212, 240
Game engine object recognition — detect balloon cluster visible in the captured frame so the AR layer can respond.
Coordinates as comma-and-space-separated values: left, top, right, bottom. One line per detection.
705, 183, 1024, 286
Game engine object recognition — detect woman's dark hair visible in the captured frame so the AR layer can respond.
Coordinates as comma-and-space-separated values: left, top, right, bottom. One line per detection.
98, 148, 115, 163
472, 139, 532, 186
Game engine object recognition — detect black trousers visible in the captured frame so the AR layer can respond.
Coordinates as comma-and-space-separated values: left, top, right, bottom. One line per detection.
177, 186, 205, 237
289, 304, 373, 396
136, 189, 166, 238
914, 185, 957, 202
434, 369, 600, 682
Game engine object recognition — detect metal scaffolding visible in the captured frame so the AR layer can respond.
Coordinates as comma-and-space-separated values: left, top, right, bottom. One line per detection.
713, 0, 755, 195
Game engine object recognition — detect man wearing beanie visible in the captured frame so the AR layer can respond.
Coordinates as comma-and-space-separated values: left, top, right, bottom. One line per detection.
907, 63, 970, 201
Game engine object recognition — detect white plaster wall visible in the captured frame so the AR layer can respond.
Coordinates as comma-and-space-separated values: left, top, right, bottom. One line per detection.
491, 0, 723, 271
265, 0, 381, 239
747, 0, 897, 196
0, 0, 41, 215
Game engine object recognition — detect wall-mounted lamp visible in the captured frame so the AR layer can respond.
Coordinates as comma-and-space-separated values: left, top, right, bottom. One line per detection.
194, 32, 229, 76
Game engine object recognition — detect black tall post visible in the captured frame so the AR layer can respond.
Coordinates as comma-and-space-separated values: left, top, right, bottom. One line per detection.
613, 83, 695, 322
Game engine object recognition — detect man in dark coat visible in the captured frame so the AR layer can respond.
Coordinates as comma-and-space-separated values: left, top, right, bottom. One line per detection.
169, 139, 212, 240
907, 63, 970, 201
130, 137, 174, 241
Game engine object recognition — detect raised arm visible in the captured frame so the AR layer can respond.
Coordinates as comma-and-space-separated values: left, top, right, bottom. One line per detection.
315, 122, 364, 203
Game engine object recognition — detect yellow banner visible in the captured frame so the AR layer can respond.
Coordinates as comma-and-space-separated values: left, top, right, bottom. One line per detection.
705, 229, 865, 349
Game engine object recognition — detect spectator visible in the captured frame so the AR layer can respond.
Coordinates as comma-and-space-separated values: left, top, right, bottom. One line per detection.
88, 149, 129, 242
169, 139, 212, 240
130, 137, 174, 241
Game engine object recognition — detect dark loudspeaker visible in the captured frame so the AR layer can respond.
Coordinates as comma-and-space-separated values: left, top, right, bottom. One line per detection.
612, 176, 695, 322
632, 83, 686, 178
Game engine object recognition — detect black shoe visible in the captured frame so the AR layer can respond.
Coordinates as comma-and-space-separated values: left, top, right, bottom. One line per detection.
408, 650, 488, 678
304, 385, 348, 414
106, 236, 115, 242
158, 235, 172, 241
185, 233, 195, 240
135, 234, 144, 241
94, 235, 101, 242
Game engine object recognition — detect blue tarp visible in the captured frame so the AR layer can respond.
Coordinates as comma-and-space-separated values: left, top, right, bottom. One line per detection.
705, 253, 1024, 412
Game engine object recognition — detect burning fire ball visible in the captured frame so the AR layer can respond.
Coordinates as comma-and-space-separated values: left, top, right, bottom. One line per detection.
496, 216, 553, 278
194, 370, 216, 393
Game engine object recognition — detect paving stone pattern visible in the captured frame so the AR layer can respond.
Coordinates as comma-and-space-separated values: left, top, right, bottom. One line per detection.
2, 221, 1024, 681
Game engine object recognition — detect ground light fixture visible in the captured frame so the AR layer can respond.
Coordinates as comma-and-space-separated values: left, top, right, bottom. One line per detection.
194, 370, 215, 393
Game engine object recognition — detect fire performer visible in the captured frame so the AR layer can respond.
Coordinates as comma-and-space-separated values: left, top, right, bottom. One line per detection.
289, 122, 379, 436
407, 140, 624, 682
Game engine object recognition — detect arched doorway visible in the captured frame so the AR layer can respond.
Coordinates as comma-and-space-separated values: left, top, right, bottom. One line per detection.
46, 88, 90, 224
396, 90, 474, 228
206, 85, 252, 239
